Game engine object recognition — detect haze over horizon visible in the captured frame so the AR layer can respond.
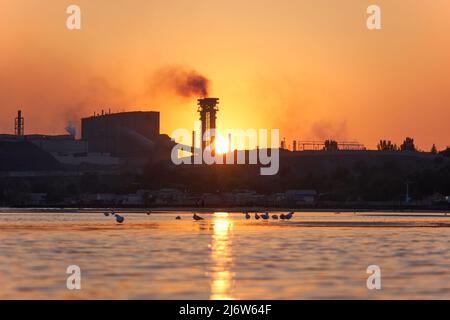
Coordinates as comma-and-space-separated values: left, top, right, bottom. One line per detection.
1, 0, 450, 150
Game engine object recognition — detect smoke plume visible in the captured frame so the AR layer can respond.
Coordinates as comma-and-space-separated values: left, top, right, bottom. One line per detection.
309, 121, 348, 141
148, 66, 210, 98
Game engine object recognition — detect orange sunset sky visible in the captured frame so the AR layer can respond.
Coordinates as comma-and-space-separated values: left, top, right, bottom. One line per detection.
1, 0, 449, 150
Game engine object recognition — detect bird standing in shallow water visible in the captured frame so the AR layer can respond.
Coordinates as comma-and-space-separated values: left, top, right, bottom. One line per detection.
280, 214, 286, 220
285, 212, 295, 220
146, 211, 152, 216
175, 216, 181, 220
261, 212, 270, 220
103, 212, 110, 217
272, 214, 279, 220
244, 211, 251, 219
193, 213, 204, 221
115, 214, 124, 223
255, 213, 261, 220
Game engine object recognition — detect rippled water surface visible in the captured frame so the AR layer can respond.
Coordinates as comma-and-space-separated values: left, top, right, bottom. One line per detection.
0, 210, 449, 299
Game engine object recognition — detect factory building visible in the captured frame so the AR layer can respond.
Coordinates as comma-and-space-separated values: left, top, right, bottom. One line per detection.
0, 133, 120, 167
1, 110, 171, 170
81, 111, 160, 158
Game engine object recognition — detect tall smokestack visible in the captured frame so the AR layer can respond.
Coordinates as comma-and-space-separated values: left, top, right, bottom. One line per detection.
197, 98, 219, 154
281, 138, 286, 150
192, 130, 196, 160
15, 110, 24, 136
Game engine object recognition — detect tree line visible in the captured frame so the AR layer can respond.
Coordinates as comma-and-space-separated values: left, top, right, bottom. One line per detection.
322, 137, 446, 154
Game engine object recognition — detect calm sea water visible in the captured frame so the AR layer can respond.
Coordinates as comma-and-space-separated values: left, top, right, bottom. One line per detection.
0, 210, 449, 299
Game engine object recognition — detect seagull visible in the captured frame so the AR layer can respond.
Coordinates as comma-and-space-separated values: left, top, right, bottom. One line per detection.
244, 211, 251, 219
261, 212, 270, 220
193, 213, 204, 221
115, 214, 124, 223
285, 212, 295, 220
272, 214, 279, 220
175, 216, 181, 220
255, 213, 261, 220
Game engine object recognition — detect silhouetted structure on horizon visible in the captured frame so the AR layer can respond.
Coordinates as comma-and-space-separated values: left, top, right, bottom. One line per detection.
81, 111, 160, 157
15, 110, 24, 136
197, 98, 219, 154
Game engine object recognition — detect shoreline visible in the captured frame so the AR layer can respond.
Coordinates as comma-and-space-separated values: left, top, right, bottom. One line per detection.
1, 207, 449, 214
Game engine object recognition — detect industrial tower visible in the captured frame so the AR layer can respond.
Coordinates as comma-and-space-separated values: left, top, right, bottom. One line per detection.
197, 98, 219, 154
15, 110, 24, 136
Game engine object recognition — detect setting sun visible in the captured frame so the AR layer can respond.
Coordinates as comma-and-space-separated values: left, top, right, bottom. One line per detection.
214, 135, 230, 154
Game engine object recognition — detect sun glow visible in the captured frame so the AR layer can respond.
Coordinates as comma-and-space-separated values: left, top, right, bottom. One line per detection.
214, 135, 230, 154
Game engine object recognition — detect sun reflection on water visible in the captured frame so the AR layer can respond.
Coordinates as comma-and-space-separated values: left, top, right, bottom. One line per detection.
210, 212, 234, 300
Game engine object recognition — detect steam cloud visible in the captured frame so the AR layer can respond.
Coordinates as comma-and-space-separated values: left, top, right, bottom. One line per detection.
65, 121, 76, 137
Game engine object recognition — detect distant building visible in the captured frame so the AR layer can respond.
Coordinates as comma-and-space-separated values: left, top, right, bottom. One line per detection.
25, 135, 119, 166
27, 135, 85, 152
81, 111, 160, 157
0, 134, 119, 167
1, 109, 173, 171
202, 193, 222, 206
284, 190, 317, 204
80, 193, 118, 205
233, 190, 267, 206
122, 194, 144, 206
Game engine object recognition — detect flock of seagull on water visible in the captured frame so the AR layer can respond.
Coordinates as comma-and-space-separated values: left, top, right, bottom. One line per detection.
101, 210, 450, 224
245, 211, 295, 220
102, 210, 296, 224
193, 211, 295, 221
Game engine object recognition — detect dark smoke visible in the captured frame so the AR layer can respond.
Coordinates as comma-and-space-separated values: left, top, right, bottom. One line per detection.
150, 66, 210, 98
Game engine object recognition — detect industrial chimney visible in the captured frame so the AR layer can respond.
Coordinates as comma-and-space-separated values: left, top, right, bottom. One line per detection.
197, 98, 219, 154
15, 110, 24, 136
280, 138, 286, 150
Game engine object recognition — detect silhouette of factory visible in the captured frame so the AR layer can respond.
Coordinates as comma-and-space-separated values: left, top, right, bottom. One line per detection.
0, 96, 225, 171
0, 109, 174, 170
1, 102, 449, 209
81, 110, 164, 159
